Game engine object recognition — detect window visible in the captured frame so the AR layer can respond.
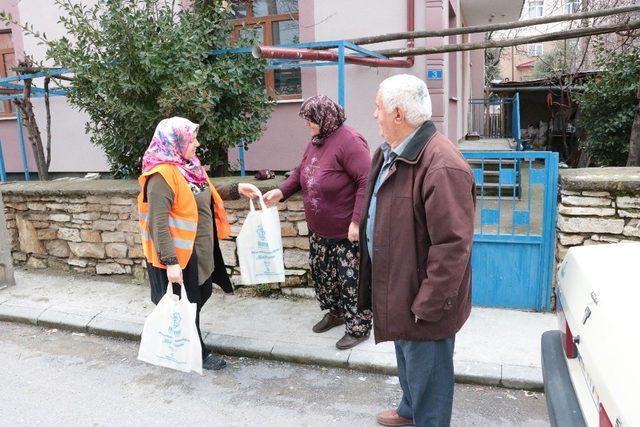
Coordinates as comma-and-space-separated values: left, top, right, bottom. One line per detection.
231, 1, 301, 100
564, 0, 580, 14
527, 43, 544, 57
528, 0, 544, 18
0, 31, 16, 116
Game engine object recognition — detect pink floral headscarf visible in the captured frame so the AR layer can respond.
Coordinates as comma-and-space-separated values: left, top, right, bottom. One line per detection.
141, 117, 207, 186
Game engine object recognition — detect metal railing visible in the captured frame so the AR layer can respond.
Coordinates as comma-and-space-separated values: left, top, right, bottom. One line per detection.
468, 94, 521, 149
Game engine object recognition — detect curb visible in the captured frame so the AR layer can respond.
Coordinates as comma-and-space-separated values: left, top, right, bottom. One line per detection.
0, 302, 543, 391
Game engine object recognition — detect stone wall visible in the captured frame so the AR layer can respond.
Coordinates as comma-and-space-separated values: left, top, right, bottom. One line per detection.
1, 178, 312, 291
557, 168, 640, 263
3, 180, 146, 280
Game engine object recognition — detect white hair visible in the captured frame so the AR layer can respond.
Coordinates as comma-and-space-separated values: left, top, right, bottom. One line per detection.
378, 74, 432, 126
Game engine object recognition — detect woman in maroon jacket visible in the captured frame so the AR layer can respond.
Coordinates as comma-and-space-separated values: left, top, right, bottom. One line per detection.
263, 95, 372, 350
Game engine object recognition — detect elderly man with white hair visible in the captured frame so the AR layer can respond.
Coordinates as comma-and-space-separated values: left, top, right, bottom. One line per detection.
357, 74, 476, 426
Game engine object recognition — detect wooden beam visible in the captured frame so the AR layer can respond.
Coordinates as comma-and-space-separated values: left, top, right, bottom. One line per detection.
348, 4, 640, 46
377, 19, 640, 56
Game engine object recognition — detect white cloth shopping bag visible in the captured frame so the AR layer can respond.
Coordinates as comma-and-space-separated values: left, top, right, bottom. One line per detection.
138, 284, 203, 375
236, 196, 286, 285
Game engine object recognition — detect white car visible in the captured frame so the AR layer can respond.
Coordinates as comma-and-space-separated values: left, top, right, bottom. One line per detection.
542, 243, 640, 427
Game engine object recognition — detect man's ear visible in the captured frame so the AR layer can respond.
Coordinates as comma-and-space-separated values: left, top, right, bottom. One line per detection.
394, 107, 404, 123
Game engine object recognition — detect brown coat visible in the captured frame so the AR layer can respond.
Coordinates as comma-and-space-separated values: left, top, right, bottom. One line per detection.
358, 121, 476, 343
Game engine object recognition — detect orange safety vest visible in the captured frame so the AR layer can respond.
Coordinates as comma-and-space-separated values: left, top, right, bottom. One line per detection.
137, 164, 231, 269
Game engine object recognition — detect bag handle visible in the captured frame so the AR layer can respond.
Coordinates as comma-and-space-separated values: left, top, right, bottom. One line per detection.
179, 282, 188, 301
166, 281, 188, 301
165, 284, 173, 297
249, 195, 269, 212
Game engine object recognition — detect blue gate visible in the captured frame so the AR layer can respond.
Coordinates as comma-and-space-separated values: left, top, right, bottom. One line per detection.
463, 151, 559, 311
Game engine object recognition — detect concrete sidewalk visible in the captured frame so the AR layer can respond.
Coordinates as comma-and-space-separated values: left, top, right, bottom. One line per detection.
0, 269, 556, 390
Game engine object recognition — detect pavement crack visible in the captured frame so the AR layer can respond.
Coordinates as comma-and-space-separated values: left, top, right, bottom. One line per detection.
85, 309, 104, 331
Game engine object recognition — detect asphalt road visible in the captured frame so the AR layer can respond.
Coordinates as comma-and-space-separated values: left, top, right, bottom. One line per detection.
0, 322, 549, 426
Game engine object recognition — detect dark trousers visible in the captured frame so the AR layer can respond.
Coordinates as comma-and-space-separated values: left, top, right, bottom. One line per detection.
395, 337, 456, 427
147, 252, 213, 359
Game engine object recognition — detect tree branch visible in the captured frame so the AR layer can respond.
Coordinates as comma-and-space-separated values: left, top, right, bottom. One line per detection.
44, 77, 52, 169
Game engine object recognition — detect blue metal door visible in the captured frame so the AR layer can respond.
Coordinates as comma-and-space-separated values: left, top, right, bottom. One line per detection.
463, 151, 559, 311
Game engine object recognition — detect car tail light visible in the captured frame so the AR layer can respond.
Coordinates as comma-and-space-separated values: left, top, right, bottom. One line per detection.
562, 320, 577, 359
556, 290, 577, 359
599, 403, 614, 427
564, 320, 575, 358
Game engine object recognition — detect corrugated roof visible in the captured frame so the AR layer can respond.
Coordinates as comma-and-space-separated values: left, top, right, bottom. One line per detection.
489, 70, 600, 88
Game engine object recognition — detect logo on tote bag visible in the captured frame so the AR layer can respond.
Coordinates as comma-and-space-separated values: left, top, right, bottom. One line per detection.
157, 311, 190, 364
256, 224, 269, 250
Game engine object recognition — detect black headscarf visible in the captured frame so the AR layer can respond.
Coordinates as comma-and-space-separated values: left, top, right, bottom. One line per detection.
299, 95, 346, 145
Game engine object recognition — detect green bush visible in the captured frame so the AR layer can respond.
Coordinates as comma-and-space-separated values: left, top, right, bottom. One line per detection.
17, 0, 273, 177
576, 46, 640, 166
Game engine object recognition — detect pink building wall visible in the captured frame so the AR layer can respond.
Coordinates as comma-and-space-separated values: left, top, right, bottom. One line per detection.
0, 0, 36, 175
315, 0, 485, 154
227, 0, 316, 172
0, 0, 109, 175
312, 0, 427, 153
470, 33, 486, 99
232, 0, 481, 171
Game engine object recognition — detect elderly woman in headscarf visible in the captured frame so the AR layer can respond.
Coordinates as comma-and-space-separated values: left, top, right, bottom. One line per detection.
137, 117, 260, 371
263, 95, 373, 350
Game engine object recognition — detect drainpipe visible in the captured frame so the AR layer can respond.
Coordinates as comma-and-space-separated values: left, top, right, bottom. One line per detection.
252, 0, 416, 68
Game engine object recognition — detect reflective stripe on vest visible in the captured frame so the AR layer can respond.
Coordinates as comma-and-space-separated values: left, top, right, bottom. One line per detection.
172, 237, 193, 250
139, 228, 192, 251
168, 216, 197, 232
139, 212, 197, 233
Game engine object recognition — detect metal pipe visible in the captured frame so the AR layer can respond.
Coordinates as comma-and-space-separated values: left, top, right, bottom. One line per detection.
252, 0, 416, 68
0, 138, 7, 182
251, 45, 412, 68
338, 43, 346, 106
237, 140, 246, 177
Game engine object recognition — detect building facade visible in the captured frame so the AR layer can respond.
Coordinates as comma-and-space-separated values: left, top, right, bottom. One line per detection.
493, 0, 637, 83
496, 0, 581, 82
1, 0, 524, 176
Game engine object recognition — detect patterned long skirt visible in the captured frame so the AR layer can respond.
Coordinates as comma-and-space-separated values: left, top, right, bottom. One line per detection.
309, 232, 372, 337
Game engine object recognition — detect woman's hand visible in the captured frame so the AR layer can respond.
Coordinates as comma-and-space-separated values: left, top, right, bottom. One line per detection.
348, 222, 359, 242
238, 183, 261, 199
166, 264, 183, 284
263, 189, 284, 207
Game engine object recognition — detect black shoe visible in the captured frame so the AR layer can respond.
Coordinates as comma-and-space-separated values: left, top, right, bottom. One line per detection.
336, 333, 370, 350
202, 353, 227, 371
312, 312, 345, 333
